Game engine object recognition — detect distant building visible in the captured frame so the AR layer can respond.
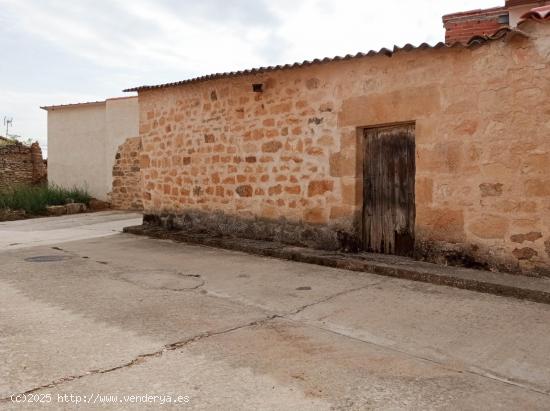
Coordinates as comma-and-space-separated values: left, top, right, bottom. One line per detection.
443, 0, 549, 44
41, 96, 139, 203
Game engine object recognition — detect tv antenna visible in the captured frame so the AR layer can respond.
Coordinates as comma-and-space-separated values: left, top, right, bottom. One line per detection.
3, 117, 13, 138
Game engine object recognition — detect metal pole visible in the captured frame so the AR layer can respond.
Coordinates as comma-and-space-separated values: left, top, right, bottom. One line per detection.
4, 117, 13, 138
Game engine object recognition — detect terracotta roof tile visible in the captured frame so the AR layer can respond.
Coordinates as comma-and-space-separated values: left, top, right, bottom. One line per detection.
466, 26, 529, 46
123, 38, 502, 93
519, 4, 550, 22
124, 11, 547, 95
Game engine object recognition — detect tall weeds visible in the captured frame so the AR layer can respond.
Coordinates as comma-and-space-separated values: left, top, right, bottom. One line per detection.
0, 184, 91, 214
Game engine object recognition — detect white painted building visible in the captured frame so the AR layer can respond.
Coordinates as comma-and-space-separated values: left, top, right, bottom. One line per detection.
41, 96, 138, 201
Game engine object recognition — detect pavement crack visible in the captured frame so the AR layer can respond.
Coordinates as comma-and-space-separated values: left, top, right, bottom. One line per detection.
284, 281, 386, 317
1, 280, 374, 401
115, 274, 206, 292
0, 314, 279, 402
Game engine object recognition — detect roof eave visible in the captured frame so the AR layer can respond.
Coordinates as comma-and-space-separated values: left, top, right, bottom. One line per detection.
40, 100, 106, 111
123, 41, 461, 93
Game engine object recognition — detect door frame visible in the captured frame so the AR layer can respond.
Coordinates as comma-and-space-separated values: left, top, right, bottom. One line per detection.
358, 121, 416, 254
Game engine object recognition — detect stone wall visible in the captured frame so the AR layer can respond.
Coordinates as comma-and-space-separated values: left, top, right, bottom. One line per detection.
0, 141, 47, 190
111, 137, 143, 210
136, 21, 550, 276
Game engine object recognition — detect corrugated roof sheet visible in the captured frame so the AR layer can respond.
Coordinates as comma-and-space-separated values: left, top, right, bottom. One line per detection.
123, 25, 533, 93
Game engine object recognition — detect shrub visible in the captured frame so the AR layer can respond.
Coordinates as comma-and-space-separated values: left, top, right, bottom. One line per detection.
0, 184, 91, 215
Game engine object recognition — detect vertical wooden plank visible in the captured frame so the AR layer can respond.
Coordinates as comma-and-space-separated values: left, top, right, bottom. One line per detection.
363, 124, 415, 256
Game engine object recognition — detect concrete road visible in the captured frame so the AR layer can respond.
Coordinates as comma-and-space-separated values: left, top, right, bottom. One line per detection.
1, 212, 550, 410
0, 211, 142, 250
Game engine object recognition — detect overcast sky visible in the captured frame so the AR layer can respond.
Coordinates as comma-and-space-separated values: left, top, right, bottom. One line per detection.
0, 0, 502, 155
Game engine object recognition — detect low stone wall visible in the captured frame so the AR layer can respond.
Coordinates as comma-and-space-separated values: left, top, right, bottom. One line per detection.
111, 137, 143, 210
0, 141, 47, 190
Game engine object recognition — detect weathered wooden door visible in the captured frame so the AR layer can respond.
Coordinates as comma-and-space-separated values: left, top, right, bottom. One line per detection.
363, 124, 415, 256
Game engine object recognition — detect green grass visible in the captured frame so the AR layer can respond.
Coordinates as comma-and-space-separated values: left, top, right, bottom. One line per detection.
0, 184, 91, 215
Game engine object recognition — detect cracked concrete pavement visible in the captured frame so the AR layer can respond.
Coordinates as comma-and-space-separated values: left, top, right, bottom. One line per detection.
1, 212, 550, 409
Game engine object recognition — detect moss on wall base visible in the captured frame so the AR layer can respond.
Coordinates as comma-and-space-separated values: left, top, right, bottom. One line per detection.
415, 239, 550, 278
141, 211, 550, 278
143, 210, 361, 252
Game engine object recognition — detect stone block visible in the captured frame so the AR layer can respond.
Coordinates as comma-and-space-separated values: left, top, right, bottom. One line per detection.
416, 177, 433, 204
308, 180, 334, 197
284, 185, 301, 195
270, 102, 292, 114
479, 183, 503, 197
305, 78, 320, 89
89, 198, 111, 211
319, 102, 333, 112
304, 207, 326, 224
454, 119, 478, 136
262, 141, 282, 153
338, 87, 441, 127
341, 180, 360, 207
417, 142, 462, 174
235, 185, 253, 197
329, 151, 356, 177
522, 153, 550, 175
268, 184, 282, 195
65, 203, 87, 214
47, 205, 66, 216
510, 232, 542, 243
525, 179, 550, 197
512, 247, 538, 260
0, 208, 26, 221
417, 207, 465, 243
468, 215, 508, 240
330, 206, 352, 220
